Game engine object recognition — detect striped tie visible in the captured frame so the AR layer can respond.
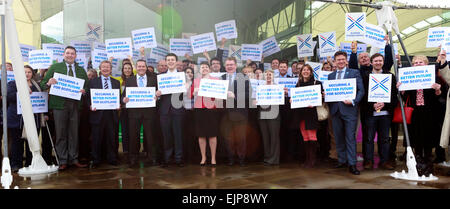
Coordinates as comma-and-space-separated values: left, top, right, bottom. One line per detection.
104, 77, 109, 89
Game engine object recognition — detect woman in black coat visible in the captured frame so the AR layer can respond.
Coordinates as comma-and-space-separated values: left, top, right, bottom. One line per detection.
291, 64, 322, 168
7, 65, 41, 172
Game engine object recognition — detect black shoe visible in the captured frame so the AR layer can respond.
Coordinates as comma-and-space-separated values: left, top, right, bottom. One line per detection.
349, 165, 360, 175
89, 161, 100, 169
227, 161, 234, 166
176, 162, 185, 167
160, 162, 168, 168
239, 160, 247, 167
335, 162, 347, 168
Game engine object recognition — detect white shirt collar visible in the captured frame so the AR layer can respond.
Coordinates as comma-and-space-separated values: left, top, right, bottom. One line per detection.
167, 68, 177, 74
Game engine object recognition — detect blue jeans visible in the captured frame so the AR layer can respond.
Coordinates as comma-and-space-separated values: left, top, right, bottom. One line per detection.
365, 114, 391, 164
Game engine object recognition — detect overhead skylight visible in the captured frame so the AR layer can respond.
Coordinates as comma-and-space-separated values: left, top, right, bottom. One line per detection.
426, 15, 444, 24
401, 26, 417, 35
311, 2, 326, 9
413, 21, 430, 29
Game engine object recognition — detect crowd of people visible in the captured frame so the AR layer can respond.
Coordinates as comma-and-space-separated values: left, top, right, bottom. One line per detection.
1, 37, 449, 177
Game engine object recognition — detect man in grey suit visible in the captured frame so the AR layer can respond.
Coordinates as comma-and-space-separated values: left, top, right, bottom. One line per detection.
327, 51, 365, 175
221, 57, 253, 166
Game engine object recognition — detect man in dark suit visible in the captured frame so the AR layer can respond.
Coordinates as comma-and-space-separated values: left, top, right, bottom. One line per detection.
41, 46, 89, 170
158, 53, 186, 167
327, 51, 365, 175
221, 57, 253, 166
122, 59, 161, 167
88, 60, 120, 168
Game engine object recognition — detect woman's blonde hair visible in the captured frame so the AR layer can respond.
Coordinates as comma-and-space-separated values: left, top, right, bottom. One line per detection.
412, 55, 429, 65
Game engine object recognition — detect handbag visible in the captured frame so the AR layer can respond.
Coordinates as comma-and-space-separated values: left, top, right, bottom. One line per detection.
392, 96, 414, 124
314, 81, 329, 121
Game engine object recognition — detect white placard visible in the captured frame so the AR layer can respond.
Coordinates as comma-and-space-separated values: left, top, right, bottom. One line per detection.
319, 71, 332, 82
198, 79, 229, 99
91, 50, 108, 69
229, 45, 242, 60
190, 32, 217, 55
210, 72, 226, 78
340, 42, 367, 61
241, 44, 262, 62
42, 43, 65, 62
250, 79, 266, 98
368, 74, 392, 103
215, 20, 238, 40
70, 41, 92, 57
275, 77, 298, 97
29, 50, 54, 69
111, 58, 121, 77
323, 78, 356, 102
297, 34, 314, 58
197, 57, 208, 65
398, 65, 435, 91
93, 42, 106, 51
170, 38, 193, 57
319, 32, 337, 57
125, 87, 156, 108
75, 56, 88, 71
442, 28, 450, 48
305, 61, 323, 80
264, 63, 271, 71
90, 89, 120, 110
182, 33, 197, 39
157, 72, 187, 95
17, 92, 48, 115
105, 37, 133, 59
49, 73, 85, 100
290, 85, 322, 109
345, 13, 366, 41
0, 71, 15, 82
426, 27, 447, 48
132, 27, 157, 49
256, 85, 285, 106
150, 44, 169, 61
260, 36, 281, 57
363, 23, 386, 48
17, 44, 36, 62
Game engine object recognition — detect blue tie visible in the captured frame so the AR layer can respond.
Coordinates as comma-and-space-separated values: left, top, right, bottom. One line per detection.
337, 70, 343, 80
139, 76, 144, 87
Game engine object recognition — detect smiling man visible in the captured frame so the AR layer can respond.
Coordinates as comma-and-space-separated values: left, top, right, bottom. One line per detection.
158, 53, 187, 167
327, 51, 365, 175
41, 46, 89, 170
88, 61, 121, 168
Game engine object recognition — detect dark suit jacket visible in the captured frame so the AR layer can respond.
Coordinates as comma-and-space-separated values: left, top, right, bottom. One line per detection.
221, 73, 253, 121
123, 74, 158, 119
327, 68, 365, 117
88, 76, 120, 125
157, 71, 186, 116
360, 71, 398, 116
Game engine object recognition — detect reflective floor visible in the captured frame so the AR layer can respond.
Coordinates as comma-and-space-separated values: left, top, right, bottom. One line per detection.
10, 157, 450, 189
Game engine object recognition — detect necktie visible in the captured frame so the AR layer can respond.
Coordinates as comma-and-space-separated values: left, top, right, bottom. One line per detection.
228, 74, 233, 90
68, 65, 73, 77
104, 77, 109, 89
139, 76, 144, 87
337, 70, 343, 80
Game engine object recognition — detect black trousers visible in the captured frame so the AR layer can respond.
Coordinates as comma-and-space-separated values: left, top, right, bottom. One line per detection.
91, 111, 118, 164
41, 118, 56, 165
129, 116, 154, 163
